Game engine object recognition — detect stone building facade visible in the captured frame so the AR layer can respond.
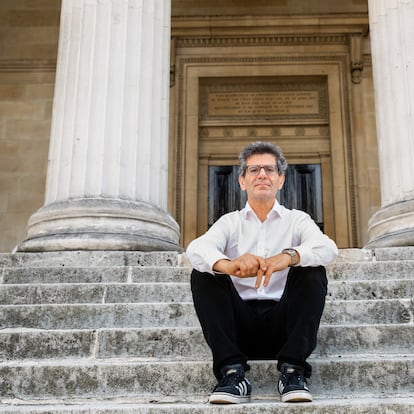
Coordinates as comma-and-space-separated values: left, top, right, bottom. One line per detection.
0, 0, 413, 252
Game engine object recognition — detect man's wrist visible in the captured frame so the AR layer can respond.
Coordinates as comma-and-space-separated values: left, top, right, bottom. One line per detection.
282, 248, 299, 266
213, 258, 230, 275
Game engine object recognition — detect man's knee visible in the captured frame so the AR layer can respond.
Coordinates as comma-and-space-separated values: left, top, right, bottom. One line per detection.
288, 266, 328, 295
191, 269, 233, 299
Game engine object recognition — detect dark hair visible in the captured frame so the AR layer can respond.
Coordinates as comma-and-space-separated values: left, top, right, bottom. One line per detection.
239, 141, 288, 176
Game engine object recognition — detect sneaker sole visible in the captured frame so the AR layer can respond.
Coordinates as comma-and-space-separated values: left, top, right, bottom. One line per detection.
209, 392, 251, 404
281, 390, 313, 403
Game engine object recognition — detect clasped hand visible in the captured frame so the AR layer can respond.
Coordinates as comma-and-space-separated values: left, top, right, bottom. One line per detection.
214, 253, 291, 289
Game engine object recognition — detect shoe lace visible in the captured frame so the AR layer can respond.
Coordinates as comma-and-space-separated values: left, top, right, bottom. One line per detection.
218, 371, 245, 387
284, 368, 306, 386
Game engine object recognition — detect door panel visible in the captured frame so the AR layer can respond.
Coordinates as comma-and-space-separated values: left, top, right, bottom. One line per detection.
208, 166, 246, 227
278, 164, 323, 230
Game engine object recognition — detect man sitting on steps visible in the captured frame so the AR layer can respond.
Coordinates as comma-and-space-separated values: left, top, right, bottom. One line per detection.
186, 141, 338, 404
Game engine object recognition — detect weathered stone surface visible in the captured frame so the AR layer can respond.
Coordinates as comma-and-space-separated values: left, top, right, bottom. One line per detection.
1, 299, 412, 330
327, 261, 414, 281
374, 246, 414, 261
0, 303, 197, 330
0, 358, 413, 400
0, 248, 413, 412
328, 279, 414, 300
1, 278, 411, 305
1, 266, 190, 285
1, 399, 414, 414
0, 283, 190, 305
0, 251, 180, 268
1, 323, 413, 361
0, 330, 95, 361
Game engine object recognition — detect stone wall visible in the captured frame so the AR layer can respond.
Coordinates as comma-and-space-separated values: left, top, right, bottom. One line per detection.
0, 0, 60, 251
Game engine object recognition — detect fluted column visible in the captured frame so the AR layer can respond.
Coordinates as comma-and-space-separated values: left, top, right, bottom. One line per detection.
17, 0, 181, 252
366, 0, 414, 247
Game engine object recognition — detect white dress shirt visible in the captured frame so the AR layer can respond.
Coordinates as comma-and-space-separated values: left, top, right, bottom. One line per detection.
186, 200, 338, 301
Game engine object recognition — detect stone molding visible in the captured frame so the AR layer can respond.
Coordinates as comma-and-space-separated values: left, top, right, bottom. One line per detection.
0, 59, 56, 72
367, 199, 414, 248
17, 197, 182, 252
171, 14, 368, 36
176, 34, 349, 48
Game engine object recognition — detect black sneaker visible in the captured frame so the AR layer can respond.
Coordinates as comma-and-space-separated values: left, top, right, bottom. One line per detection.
278, 363, 312, 403
209, 363, 251, 404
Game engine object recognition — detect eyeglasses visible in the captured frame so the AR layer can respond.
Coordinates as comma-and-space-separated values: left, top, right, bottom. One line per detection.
245, 164, 279, 176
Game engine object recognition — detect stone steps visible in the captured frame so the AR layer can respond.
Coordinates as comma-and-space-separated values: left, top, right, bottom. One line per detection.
1, 324, 413, 361
1, 298, 412, 329
3, 261, 414, 284
0, 248, 413, 412
1, 398, 414, 414
1, 277, 413, 304
1, 357, 413, 400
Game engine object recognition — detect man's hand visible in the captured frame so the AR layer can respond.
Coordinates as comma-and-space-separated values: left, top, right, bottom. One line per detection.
253, 253, 292, 288
213, 253, 267, 285
213, 252, 294, 288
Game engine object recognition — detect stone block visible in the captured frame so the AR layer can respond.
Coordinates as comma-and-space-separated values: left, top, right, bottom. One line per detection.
1, 267, 130, 284
327, 261, 414, 281
374, 246, 414, 261
0, 303, 198, 330
327, 279, 414, 300
0, 329, 95, 361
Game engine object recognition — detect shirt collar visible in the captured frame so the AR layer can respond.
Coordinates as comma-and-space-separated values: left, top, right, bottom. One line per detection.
242, 199, 283, 219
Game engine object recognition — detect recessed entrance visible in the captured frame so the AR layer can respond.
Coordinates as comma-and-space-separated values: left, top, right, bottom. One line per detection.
171, 49, 358, 248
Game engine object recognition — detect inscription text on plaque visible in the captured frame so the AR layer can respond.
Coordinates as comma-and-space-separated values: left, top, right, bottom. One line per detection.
208, 91, 319, 117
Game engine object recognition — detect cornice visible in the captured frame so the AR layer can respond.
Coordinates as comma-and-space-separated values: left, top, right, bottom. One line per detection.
172, 14, 369, 37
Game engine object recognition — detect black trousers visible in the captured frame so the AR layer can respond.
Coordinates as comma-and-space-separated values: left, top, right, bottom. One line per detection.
191, 266, 328, 380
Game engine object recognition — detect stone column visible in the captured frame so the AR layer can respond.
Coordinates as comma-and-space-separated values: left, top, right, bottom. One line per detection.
366, 0, 414, 247
17, 0, 181, 252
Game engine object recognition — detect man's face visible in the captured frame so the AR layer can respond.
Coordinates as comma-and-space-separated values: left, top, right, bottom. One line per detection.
239, 153, 285, 203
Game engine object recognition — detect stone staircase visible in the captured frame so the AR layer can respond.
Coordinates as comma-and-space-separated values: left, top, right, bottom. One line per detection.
0, 247, 413, 413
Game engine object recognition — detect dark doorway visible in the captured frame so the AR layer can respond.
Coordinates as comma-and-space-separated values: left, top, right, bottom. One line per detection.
208, 164, 323, 230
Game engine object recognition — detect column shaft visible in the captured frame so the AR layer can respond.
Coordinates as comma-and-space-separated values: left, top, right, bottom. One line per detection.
18, 0, 180, 252
367, 0, 414, 247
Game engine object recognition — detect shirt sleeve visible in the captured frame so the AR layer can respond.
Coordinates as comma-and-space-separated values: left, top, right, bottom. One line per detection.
186, 214, 235, 274
291, 212, 338, 267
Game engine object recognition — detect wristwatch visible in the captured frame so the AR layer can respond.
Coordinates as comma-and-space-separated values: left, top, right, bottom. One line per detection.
282, 248, 299, 266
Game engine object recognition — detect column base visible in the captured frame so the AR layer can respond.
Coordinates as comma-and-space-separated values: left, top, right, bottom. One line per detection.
17, 197, 182, 252
366, 198, 414, 248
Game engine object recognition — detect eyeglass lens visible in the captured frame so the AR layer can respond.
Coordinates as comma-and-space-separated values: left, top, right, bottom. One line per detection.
246, 165, 278, 175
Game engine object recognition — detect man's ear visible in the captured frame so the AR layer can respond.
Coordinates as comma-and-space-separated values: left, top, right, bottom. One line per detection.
278, 174, 285, 190
239, 175, 246, 191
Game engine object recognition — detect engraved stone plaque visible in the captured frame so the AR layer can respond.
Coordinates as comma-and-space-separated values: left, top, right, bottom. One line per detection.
200, 76, 328, 122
